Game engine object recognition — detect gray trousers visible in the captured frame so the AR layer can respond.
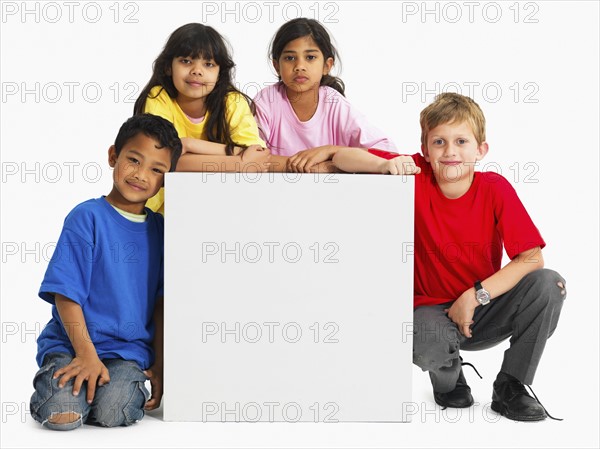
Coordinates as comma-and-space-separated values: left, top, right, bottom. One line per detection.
413, 269, 566, 393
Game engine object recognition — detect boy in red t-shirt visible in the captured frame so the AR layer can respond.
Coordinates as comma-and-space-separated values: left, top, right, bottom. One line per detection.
332, 93, 566, 421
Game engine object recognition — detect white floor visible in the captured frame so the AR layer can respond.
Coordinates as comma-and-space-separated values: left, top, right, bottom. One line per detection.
2, 343, 598, 448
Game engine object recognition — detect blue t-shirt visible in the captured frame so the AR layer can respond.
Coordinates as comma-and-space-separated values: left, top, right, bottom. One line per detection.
36, 197, 164, 370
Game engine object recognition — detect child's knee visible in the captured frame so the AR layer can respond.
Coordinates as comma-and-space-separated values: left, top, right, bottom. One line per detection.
44, 411, 83, 430
413, 321, 460, 371
92, 380, 149, 427
48, 411, 80, 424
30, 355, 89, 430
526, 269, 567, 304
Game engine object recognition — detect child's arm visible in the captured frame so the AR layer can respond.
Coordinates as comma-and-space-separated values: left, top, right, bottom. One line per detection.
175, 146, 271, 173
446, 247, 545, 338
286, 146, 339, 172
269, 155, 291, 172
332, 147, 420, 175
180, 137, 244, 156
144, 296, 164, 410
52, 294, 110, 404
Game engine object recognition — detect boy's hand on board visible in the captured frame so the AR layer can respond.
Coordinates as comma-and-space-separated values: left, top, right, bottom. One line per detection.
287, 146, 336, 173
444, 289, 479, 338
53, 353, 110, 404
143, 364, 163, 410
241, 145, 271, 172
381, 156, 421, 175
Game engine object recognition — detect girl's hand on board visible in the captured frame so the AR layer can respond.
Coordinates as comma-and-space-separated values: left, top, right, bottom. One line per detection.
309, 160, 343, 174
240, 145, 271, 172
287, 146, 337, 173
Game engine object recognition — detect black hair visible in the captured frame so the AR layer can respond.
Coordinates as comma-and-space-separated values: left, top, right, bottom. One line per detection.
114, 114, 182, 172
270, 18, 345, 96
133, 23, 254, 155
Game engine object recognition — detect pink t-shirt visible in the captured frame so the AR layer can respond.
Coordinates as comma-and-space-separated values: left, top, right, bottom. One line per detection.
254, 83, 397, 156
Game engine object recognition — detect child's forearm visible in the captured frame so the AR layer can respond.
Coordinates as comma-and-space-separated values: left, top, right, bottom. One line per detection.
55, 294, 97, 357
181, 137, 243, 156
175, 154, 245, 172
477, 247, 544, 300
152, 297, 164, 368
332, 147, 384, 173
269, 155, 290, 172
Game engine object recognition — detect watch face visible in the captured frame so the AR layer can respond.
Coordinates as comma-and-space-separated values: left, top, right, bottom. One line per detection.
476, 290, 491, 305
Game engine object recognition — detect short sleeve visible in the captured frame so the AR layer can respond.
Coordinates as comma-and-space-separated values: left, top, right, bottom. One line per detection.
225, 93, 266, 147
347, 114, 397, 151
488, 174, 546, 259
368, 149, 401, 160
39, 209, 95, 306
143, 87, 175, 123
253, 98, 272, 146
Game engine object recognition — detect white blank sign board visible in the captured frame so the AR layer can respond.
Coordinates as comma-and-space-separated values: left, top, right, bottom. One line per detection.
164, 173, 414, 422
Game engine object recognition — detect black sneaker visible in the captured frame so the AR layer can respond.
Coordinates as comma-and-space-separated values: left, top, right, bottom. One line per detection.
434, 368, 474, 408
491, 372, 548, 421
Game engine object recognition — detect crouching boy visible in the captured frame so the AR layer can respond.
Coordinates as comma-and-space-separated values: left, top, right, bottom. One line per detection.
333, 93, 566, 421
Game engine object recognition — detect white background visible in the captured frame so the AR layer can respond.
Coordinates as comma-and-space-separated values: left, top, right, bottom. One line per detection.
1, 0, 598, 447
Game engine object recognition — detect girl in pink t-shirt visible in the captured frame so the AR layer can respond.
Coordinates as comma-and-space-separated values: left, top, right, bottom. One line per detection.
254, 18, 397, 172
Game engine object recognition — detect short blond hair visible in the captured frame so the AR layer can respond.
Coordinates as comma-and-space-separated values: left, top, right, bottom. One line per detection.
420, 93, 486, 146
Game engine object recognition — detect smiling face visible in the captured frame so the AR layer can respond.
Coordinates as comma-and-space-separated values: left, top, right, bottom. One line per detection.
273, 36, 333, 99
422, 121, 489, 193
170, 55, 220, 116
106, 132, 172, 214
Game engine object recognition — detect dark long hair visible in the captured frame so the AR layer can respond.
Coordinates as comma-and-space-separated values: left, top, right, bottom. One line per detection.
270, 18, 345, 96
134, 23, 254, 155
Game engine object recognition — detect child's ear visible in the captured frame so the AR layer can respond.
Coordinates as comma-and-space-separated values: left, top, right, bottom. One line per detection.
272, 59, 280, 76
108, 146, 118, 167
421, 144, 430, 162
476, 142, 489, 161
323, 57, 334, 76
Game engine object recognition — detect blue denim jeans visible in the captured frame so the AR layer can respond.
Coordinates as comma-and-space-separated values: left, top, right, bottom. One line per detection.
30, 353, 150, 430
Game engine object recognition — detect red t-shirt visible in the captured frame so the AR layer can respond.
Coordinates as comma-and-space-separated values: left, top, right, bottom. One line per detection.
369, 150, 546, 308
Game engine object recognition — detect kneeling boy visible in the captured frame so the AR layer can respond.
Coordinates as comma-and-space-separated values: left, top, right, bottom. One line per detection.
30, 114, 182, 430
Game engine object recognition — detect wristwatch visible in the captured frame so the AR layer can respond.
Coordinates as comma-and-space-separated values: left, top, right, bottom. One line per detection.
474, 281, 491, 306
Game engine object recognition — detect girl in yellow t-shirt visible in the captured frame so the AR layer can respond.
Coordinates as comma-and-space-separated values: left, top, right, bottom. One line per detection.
134, 23, 270, 214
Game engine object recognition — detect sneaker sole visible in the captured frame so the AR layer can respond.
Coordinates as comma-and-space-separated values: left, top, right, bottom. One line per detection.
491, 401, 547, 422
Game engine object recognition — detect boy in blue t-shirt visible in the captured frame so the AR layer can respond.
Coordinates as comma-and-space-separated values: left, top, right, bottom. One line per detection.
30, 114, 182, 430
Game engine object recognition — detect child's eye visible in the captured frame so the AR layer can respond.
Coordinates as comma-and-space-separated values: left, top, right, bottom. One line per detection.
283, 56, 295, 61
128, 157, 140, 164
152, 168, 164, 174
457, 139, 467, 144
180, 58, 191, 64
306, 55, 317, 61
205, 62, 215, 68
432, 139, 444, 145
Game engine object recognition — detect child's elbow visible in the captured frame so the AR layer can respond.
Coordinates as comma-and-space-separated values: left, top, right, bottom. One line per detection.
529, 247, 545, 270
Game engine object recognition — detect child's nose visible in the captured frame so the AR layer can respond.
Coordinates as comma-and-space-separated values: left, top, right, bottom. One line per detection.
443, 145, 457, 156
132, 166, 149, 181
191, 63, 203, 75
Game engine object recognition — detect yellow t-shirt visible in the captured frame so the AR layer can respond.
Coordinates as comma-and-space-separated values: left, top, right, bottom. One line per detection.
143, 86, 266, 214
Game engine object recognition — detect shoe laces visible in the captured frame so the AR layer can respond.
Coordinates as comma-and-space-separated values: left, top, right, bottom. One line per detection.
525, 384, 563, 421
459, 356, 483, 379
501, 374, 563, 421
